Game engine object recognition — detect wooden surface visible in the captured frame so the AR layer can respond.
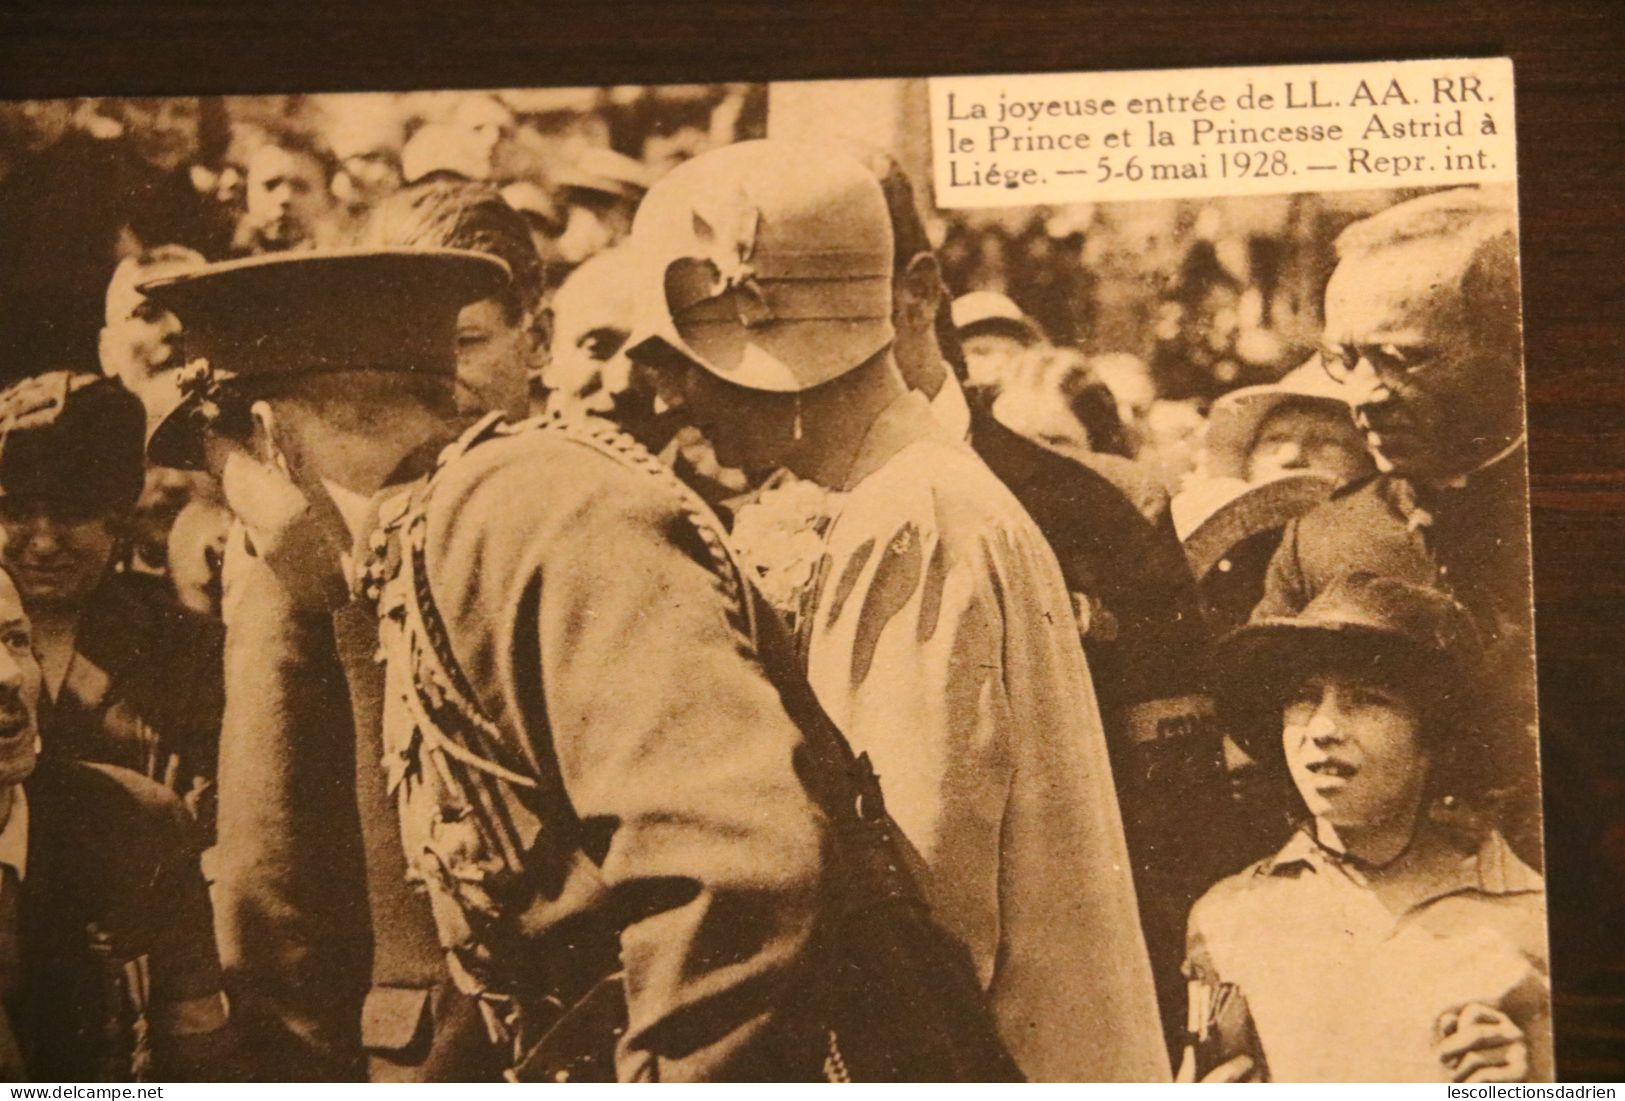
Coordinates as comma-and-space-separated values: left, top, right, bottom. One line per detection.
2, 0, 1622, 1079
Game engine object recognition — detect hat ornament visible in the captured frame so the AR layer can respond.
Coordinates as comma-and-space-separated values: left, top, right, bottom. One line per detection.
1387, 476, 1436, 533
176, 356, 229, 425
691, 189, 772, 328
177, 357, 216, 399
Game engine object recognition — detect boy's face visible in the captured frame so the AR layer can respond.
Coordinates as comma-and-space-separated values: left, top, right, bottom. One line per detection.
244, 145, 326, 249
1281, 670, 1429, 830
959, 331, 1032, 393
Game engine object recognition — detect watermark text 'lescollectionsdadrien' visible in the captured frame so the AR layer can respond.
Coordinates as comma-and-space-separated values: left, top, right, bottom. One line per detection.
1448, 1087, 1616, 1099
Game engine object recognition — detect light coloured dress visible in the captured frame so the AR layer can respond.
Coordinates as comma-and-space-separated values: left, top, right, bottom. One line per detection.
797, 389, 1169, 1082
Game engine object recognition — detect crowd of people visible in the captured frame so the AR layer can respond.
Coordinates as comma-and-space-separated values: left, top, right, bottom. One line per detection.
0, 88, 1547, 1083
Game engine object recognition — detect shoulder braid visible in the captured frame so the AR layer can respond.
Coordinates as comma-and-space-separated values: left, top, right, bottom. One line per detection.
363, 412, 761, 775
465, 412, 759, 645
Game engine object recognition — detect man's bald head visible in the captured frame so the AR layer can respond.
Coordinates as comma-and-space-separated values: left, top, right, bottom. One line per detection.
543, 247, 645, 422
1330, 186, 1520, 363
1321, 186, 1524, 480
99, 245, 206, 395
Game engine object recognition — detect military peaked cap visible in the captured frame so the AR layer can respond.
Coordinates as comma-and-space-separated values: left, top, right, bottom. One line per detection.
140, 248, 510, 468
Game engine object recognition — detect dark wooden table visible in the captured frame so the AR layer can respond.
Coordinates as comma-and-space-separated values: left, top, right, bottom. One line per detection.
3, 0, 1621, 1079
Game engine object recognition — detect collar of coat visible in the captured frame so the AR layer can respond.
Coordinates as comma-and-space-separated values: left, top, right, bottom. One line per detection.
1259, 817, 1541, 915
838, 390, 959, 492
347, 431, 461, 598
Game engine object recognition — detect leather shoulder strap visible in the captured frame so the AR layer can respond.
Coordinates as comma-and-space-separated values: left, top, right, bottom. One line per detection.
385, 412, 763, 783
391, 412, 895, 856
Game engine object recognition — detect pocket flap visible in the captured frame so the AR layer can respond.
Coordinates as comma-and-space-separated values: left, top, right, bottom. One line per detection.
361, 985, 432, 1053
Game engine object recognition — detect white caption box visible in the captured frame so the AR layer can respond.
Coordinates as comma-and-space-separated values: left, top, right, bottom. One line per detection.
930, 58, 1516, 207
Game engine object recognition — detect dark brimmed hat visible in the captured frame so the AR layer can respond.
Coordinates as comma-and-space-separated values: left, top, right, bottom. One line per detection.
1214, 572, 1483, 762
0, 371, 145, 514
139, 248, 511, 469
1179, 473, 1336, 582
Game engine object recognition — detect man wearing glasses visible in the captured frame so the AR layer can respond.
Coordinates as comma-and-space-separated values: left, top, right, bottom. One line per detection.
1254, 184, 1538, 860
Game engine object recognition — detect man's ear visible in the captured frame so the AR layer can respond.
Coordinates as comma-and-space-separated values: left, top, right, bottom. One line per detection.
895, 253, 945, 334
529, 306, 554, 362
96, 327, 118, 378
248, 399, 294, 477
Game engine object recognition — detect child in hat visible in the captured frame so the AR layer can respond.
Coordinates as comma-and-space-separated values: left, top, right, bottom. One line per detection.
1182, 572, 1549, 1083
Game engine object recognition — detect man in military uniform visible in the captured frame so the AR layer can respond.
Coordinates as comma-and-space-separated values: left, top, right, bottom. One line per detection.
0, 564, 233, 1081
1254, 185, 1539, 859
206, 175, 550, 1084
0, 371, 222, 837
143, 248, 828, 1082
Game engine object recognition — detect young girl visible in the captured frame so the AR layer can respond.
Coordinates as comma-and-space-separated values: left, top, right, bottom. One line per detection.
1183, 572, 1549, 1083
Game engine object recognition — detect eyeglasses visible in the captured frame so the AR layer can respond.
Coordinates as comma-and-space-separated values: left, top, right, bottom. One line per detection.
1319, 342, 1440, 387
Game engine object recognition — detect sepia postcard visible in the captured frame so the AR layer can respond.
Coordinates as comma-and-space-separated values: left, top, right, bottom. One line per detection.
0, 57, 1548, 1084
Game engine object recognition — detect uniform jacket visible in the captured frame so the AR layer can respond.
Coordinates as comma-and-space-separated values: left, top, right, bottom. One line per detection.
213, 534, 495, 1082
800, 392, 1168, 1082
364, 417, 825, 1082
331, 599, 502, 1083
9, 758, 226, 1081
213, 537, 370, 1081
